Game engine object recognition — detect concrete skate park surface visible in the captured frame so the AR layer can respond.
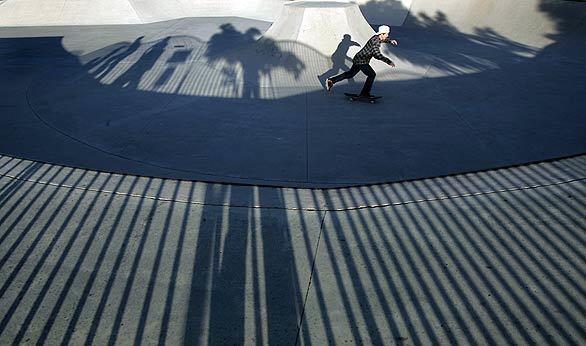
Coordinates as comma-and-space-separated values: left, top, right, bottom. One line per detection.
1, 1, 586, 345
0, 0, 585, 188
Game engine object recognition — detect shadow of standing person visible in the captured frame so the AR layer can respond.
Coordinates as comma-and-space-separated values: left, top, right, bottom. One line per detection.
318, 34, 360, 88
88, 36, 145, 81
112, 36, 171, 90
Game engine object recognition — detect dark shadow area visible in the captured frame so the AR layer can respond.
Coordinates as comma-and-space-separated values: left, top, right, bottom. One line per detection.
359, 0, 412, 26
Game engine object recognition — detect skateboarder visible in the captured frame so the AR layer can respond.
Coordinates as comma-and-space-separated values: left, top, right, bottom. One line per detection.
326, 25, 398, 98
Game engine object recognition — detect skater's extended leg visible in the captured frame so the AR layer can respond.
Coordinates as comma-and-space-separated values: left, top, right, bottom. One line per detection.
327, 64, 361, 91
359, 64, 376, 96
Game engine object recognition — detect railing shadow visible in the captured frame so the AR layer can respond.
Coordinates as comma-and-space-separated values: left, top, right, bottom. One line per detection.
0, 155, 584, 344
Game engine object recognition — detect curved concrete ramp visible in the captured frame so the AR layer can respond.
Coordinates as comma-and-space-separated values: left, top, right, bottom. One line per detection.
406, 0, 581, 47
0, 0, 143, 25
0, 0, 413, 26
354, 0, 413, 26
263, 1, 376, 57
0, 0, 289, 25
127, 0, 288, 23
262, 1, 412, 73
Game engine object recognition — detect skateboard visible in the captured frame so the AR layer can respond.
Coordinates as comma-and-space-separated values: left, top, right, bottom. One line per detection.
344, 93, 382, 104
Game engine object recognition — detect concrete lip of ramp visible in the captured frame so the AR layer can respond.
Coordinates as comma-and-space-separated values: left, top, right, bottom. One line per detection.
0, 0, 412, 26
263, 0, 399, 72
264, 0, 371, 58
1, 1, 585, 188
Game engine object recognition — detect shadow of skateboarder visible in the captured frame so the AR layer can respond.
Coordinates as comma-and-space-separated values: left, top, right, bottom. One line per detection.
318, 34, 360, 88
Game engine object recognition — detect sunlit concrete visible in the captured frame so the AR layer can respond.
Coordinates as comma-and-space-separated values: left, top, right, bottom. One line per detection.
0, 0, 413, 26
0, 0, 288, 25
264, 1, 377, 57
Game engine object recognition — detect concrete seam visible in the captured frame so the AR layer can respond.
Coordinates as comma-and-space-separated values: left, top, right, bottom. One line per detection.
58, 0, 67, 22
125, 0, 143, 24
294, 210, 327, 345
421, 61, 434, 79
305, 90, 310, 182
403, 0, 415, 27
426, 63, 498, 157
0, 169, 583, 212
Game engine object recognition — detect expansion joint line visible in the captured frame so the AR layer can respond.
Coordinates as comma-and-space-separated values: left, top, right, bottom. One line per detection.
0, 168, 584, 212
126, 0, 142, 23
295, 210, 327, 345
305, 91, 310, 182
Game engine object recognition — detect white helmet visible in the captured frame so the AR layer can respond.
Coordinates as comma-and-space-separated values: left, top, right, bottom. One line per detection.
377, 25, 390, 34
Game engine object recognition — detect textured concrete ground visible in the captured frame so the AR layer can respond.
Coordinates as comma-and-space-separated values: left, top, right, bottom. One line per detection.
0, 154, 584, 344
1, 1, 585, 344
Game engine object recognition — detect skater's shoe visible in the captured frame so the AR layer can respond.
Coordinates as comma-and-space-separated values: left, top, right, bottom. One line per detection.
359, 93, 372, 98
326, 78, 333, 92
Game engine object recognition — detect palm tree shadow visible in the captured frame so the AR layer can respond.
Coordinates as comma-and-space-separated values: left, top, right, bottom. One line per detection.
204, 23, 306, 99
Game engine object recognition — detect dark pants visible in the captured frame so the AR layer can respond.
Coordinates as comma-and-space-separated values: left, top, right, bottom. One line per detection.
330, 63, 376, 96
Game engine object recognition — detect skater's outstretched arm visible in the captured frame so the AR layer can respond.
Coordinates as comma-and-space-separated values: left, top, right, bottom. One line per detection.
381, 37, 399, 46
372, 46, 395, 67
